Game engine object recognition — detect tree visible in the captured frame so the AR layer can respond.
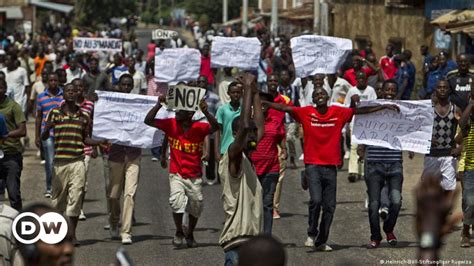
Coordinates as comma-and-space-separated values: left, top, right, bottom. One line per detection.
186, 0, 257, 26
74, 0, 137, 27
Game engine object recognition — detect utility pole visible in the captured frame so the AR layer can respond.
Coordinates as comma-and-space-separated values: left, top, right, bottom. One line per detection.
271, 0, 278, 35
223, 0, 228, 23
242, 0, 248, 35
313, 0, 320, 35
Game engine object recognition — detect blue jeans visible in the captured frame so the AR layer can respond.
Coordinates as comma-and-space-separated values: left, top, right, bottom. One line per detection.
224, 248, 239, 266
365, 161, 403, 241
0, 153, 23, 210
42, 137, 55, 192
258, 172, 278, 235
151, 146, 162, 158
463, 170, 474, 225
305, 164, 337, 245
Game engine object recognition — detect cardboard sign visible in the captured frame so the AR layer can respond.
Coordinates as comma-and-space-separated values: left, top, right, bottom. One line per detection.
352, 100, 434, 154
154, 48, 201, 84
166, 84, 206, 112
210, 36, 261, 70
73, 37, 122, 52
92, 91, 164, 148
152, 29, 179, 40
291, 35, 352, 77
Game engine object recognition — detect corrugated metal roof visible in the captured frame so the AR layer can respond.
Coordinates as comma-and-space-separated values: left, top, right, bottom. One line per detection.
0, 6, 24, 19
29, 0, 74, 14
431, 9, 474, 38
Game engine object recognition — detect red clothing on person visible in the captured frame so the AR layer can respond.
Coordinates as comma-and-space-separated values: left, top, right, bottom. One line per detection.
268, 93, 292, 136
343, 67, 376, 86
147, 43, 157, 61
250, 116, 282, 176
379, 55, 398, 79
154, 118, 211, 178
291, 105, 354, 166
200, 56, 214, 85
79, 99, 94, 156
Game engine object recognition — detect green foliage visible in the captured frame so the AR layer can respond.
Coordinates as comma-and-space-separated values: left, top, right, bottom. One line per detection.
75, 0, 137, 27
186, 0, 258, 25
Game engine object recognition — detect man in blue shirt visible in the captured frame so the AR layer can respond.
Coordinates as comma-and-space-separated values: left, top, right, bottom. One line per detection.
395, 52, 416, 100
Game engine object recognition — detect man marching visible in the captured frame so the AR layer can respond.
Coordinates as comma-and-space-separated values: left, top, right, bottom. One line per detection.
145, 84, 219, 248
263, 86, 398, 251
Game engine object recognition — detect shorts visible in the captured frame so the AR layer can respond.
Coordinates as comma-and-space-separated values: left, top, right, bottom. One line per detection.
52, 160, 86, 217
423, 156, 457, 191
169, 173, 203, 218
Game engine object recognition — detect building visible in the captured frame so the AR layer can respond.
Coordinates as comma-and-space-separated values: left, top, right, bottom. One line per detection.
0, 0, 73, 33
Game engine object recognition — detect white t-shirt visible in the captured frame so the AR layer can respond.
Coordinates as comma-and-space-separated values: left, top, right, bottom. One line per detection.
2, 67, 30, 111
66, 67, 86, 83
131, 71, 147, 95
344, 85, 377, 107
326, 77, 352, 106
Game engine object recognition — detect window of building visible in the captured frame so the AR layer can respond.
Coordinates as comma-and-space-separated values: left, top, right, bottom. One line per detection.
355, 36, 370, 51
388, 37, 405, 54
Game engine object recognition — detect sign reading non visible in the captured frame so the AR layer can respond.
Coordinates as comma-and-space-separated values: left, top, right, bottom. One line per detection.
352, 100, 434, 154
73, 37, 123, 52
152, 29, 179, 40
211, 37, 261, 70
291, 35, 352, 77
166, 84, 206, 112
93, 91, 164, 148
154, 48, 201, 84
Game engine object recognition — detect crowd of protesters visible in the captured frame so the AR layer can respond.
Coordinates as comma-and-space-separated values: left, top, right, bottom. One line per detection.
0, 18, 473, 266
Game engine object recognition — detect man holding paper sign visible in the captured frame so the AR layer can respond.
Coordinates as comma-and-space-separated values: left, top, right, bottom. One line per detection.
262, 87, 398, 251
144, 84, 219, 248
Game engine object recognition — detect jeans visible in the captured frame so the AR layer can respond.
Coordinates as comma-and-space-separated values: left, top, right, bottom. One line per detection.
42, 137, 55, 192
224, 248, 239, 266
206, 138, 217, 180
463, 170, 474, 225
306, 164, 337, 245
0, 153, 23, 210
258, 172, 278, 235
151, 146, 162, 158
365, 161, 403, 241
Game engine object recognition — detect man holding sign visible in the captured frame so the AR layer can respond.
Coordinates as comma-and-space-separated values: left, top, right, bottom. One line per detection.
262, 87, 398, 251
144, 84, 219, 248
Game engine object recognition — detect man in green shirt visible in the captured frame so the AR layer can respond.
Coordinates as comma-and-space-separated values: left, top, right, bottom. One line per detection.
0, 78, 26, 210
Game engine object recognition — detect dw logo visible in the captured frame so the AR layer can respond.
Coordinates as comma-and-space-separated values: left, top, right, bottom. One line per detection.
12, 212, 68, 244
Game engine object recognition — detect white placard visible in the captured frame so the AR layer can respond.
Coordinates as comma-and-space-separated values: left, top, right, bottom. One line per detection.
210, 37, 261, 70
352, 100, 434, 154
291, 35, 352, 77
152, 29, 179, 40
166, 84, 206, 112
73, 37, 122, 52
154, 48, 201, 84
92, 91, 164, 148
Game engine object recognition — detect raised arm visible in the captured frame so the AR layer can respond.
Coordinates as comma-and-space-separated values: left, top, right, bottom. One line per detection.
144, 95, 165, 127
263, 101, 294, 114
228, 74, 255, 177
199, 99, 219, 133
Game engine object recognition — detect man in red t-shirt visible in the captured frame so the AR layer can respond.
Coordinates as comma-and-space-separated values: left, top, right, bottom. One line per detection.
145, 92, 219, 248
263, 87, 398, 251
379, 44, 398, 79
